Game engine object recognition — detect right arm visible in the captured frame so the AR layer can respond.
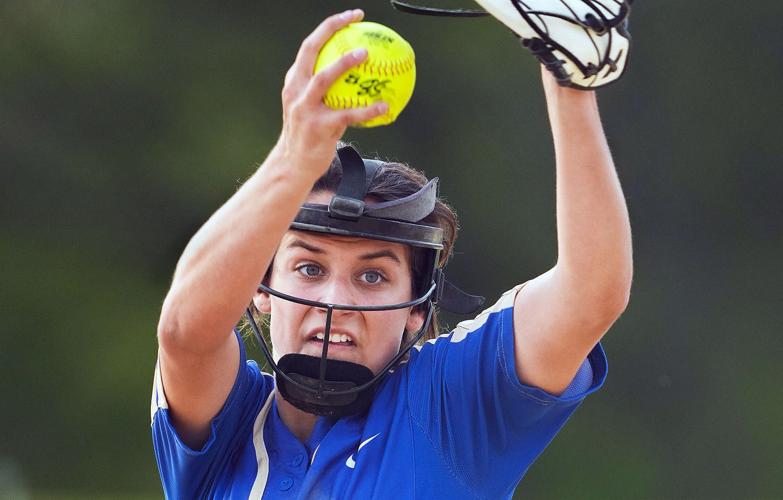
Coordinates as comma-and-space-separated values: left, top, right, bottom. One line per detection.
156, 8, 388, 448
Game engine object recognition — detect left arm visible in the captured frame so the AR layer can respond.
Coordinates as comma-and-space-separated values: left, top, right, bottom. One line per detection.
513, 69, 633, 394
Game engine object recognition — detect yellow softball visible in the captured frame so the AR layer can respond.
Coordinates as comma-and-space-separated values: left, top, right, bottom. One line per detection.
314, 21, 416, 128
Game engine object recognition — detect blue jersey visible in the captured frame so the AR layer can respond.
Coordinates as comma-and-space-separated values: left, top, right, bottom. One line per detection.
151, 286, 607, 499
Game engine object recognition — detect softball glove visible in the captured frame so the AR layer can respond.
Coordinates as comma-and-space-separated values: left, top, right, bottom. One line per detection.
391, 0, 632, 89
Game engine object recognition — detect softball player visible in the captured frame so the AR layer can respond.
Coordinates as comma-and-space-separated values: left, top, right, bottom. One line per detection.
152, 7, 632, 498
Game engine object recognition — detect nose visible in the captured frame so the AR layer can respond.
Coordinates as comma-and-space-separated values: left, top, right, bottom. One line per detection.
315, 276, 361, 310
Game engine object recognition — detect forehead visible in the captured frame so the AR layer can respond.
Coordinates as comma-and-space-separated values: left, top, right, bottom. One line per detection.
279, 230, 411, 266
278, 191, 411, 263
308, 191, 334, 205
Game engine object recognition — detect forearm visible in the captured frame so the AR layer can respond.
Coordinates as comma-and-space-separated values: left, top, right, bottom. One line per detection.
159, 145, 319, 352
543, 74, 633, 306
158, 7, 384, 356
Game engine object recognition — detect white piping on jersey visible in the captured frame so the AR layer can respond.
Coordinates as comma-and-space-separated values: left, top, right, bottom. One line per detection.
310, 442, 321, 465
345, 433, 380, 469
248, 389, 276, 498
150, 358, 169, 425
412, 283, 525, 352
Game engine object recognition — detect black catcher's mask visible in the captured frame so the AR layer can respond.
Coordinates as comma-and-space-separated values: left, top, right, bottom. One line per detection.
245, 145, 484, 418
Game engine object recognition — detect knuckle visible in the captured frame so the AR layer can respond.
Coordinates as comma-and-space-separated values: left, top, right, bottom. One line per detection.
355, 111, 372, 123
284, 67, 295, 84
334, 58, 353, 74
301, 37, 318, 53
289, 101, 305, 117
341, 110, 360, 124
325, 14, 343, 28
281, 87, 293, 103
290, 101, 319, 124
311, 70, 330, 88
281, 82, 299, 103
342, 114, 356, 127
330, 116, 349, 130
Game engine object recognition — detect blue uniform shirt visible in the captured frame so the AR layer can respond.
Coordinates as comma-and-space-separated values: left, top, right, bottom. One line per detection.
151, 286, 608, 499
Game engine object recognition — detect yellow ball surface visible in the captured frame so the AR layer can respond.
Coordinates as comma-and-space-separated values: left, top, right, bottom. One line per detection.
314, 21, 416, 128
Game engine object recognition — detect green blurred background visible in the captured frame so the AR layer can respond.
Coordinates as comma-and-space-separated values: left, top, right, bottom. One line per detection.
2, 1, 781, 498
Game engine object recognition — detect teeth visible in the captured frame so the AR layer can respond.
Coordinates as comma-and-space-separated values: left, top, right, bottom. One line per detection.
313, 332, 352, 344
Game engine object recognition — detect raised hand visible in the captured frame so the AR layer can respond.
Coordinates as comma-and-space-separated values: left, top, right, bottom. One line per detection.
275, 9, 389, 179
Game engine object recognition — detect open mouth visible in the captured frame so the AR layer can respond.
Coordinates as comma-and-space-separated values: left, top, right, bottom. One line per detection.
309, 332, 355, 347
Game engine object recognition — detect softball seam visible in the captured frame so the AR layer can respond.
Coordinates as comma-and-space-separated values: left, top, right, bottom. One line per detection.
358, 57, 414, 77
323, 94, 386, 110
333, 33, 414, 77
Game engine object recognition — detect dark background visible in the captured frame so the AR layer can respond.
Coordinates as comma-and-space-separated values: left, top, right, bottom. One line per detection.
2, 1, 781, 498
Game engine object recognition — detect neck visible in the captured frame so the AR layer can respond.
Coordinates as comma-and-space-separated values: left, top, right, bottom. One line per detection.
276, 393, 318, 443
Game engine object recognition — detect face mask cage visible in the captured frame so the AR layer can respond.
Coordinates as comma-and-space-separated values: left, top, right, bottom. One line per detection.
246, 271, 438, 417
245, 145, 485, 417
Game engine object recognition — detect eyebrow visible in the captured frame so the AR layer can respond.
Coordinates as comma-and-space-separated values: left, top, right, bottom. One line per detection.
358, 249, 401, 264
287, 239, 324, 254
287, 238, 402, 264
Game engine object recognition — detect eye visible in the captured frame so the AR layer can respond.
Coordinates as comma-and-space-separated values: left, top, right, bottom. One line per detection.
359, 270, 386, 285
296, 263, 323, 278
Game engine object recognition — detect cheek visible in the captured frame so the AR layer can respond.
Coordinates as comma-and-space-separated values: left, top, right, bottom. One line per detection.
268, 300, 309, 347
367, 310, 408, 352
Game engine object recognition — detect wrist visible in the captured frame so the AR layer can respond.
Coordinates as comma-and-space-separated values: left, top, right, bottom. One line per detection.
270, 135, 337, 183
541, 67, 596, 102
542, 72, 600, 126
266, 141, 324, 185
252, 149, 315, 201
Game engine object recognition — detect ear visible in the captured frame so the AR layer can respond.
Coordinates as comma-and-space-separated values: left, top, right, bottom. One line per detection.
253, 288, 272, 314
405, 307, 426, 335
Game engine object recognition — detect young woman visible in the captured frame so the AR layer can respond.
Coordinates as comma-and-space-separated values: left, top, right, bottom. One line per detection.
151, 9, 632, 499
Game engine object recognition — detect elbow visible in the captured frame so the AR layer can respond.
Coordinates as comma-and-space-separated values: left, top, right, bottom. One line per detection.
597, 272, 633, 324
573, 270, 633, 328
560, 257, 633, 317
616, 260, 634, 312
157, 294, 187, 354
156, 289, 234, 357
597, 251, 633, 317
554, 257, 633, 338
598, 258, 633, 316
607, 282, 631, 318
577, 284, 630, 340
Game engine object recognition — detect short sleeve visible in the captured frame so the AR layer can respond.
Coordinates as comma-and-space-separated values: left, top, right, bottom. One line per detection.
150, 330, 273, 499
405, 285, 608, 498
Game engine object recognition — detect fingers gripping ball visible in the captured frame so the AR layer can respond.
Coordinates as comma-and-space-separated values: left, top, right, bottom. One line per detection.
314, 21, 416, 127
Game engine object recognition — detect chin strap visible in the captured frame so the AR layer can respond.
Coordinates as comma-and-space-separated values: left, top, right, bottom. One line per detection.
276, 354, 376, 417
245, 302, 437, 418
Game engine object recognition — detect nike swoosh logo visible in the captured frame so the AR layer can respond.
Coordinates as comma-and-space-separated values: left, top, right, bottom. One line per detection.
345, 433, 380, 469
